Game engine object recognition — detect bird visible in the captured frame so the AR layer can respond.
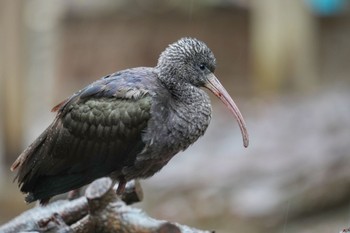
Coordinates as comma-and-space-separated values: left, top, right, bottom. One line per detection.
11, 37, 249, 205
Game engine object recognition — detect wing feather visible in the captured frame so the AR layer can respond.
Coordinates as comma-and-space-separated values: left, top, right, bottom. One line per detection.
12, 71, 154, 202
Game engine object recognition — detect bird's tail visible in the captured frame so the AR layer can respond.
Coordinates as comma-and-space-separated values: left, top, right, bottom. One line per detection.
10, 124, 54, 203
11, 126, 50, 176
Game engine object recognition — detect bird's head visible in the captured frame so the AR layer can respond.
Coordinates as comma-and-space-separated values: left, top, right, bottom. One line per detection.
158, 37, 249, 148
157, 37, 216, 87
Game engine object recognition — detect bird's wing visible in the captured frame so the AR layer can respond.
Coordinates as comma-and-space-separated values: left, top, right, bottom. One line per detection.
11, 72, 154, 202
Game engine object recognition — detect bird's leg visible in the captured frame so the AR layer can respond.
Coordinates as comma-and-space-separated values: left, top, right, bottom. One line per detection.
116, 177, 126, 195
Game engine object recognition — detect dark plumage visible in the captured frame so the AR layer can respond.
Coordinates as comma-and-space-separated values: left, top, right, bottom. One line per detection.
11, 38, 249, 204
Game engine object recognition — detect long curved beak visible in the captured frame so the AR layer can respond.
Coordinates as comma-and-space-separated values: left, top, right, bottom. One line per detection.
204, 73, 249, 148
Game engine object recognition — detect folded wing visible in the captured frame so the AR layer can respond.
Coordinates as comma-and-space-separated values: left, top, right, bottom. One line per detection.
11, 73, 153, 203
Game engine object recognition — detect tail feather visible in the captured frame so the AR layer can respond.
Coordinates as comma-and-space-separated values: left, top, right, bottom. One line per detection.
24, 173, 91, 203
11, 127, 49, 173
11, 122, 60, 201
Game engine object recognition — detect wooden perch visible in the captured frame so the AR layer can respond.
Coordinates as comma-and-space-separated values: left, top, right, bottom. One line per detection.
0, 178, 214, 233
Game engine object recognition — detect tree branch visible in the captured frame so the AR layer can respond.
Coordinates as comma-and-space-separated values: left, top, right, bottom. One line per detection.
0, 178, 214, 233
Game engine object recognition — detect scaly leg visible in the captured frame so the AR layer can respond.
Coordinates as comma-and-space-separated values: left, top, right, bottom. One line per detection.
116, 177, 126, 195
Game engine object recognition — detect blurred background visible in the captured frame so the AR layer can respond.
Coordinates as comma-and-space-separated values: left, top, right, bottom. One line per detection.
0, 0, 350, 232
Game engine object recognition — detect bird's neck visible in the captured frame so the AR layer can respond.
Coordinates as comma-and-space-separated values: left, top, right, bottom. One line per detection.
157, 69, 193, 100
151, 74, 212, 152
157, 69, 211, 114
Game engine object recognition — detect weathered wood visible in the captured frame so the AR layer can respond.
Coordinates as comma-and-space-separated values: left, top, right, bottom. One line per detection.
0, 178, 213, 233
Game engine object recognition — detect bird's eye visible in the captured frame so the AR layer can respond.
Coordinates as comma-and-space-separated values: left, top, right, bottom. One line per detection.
199, 63, 206, 70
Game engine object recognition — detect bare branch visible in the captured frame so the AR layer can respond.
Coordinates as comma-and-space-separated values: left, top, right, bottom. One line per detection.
0, 178, 213, 233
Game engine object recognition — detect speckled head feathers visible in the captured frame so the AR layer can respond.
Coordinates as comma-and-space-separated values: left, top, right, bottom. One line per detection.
157, 37, 217, 87
158, 38, 216, 70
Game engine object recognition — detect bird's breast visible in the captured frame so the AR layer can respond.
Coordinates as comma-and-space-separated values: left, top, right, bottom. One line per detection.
168, 101, 211, 148
142, 88, 212, 159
